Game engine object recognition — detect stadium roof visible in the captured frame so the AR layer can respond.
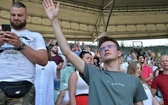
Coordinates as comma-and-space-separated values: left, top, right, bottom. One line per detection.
0, 0, 168, 42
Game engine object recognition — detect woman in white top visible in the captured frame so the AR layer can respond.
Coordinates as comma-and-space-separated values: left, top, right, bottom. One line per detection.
35, 47, 62, 105
68, 50, 92, 105
127, 61, 160, 105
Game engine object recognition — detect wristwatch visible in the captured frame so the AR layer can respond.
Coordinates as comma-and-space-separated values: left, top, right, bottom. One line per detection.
18, 42, 26, 51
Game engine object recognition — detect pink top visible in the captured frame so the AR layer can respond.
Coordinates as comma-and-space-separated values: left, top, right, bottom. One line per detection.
141, 65, 153, 85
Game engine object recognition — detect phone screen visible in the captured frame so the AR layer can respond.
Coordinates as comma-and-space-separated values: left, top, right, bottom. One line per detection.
2, 24, 11, 31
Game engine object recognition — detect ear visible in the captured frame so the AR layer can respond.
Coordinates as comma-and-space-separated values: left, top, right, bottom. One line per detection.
117, 50, 122, 57
26, 13, 29, 20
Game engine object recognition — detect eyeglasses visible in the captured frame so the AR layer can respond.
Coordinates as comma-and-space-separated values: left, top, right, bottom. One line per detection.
99, 45, 115, 52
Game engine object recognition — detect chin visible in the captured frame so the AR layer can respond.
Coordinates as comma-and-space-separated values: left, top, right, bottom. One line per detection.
104, 58, 114, 63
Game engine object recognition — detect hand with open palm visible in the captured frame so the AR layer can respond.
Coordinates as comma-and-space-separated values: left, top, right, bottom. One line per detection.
43, 0, 59, 21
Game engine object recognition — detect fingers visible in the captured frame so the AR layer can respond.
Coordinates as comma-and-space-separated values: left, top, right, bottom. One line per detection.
56, 2, 60, 10
3, 32, 14, 39
49, 0, 54, 6
43, 0, 59, 8
43, 0, 52, 8
2, 32, 20, 47
42, 0, 48, 10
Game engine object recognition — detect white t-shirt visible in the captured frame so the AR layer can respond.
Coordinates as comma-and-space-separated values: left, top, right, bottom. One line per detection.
120, 62, 129, 73
143, 83, 153, 105
0, 29, 46, 83
76, 71, 89, 95
35, 61, 59, 105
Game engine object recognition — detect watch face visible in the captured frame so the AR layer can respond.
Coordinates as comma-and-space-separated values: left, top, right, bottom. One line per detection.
21, 42, 26, 49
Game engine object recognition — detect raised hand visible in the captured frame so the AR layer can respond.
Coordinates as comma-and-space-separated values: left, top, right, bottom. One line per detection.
43, 0, 59, 20
57, 62, 63, 71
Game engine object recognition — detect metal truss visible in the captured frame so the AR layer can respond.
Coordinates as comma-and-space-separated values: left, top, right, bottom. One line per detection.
1, 3, 168, 41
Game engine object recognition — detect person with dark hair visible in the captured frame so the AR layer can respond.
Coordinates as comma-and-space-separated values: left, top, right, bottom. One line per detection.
137, 54, 153, 86
0, 2, 48, 105
131, 51, 138, 61
68, 50, 92, 105
43, 0, 147, 104
93, 57, 100, 68
93, 49, 101, 68
51, 44, 65, 69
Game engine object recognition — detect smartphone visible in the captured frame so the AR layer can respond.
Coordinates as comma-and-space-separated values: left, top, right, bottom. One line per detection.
2, 24, 11, 31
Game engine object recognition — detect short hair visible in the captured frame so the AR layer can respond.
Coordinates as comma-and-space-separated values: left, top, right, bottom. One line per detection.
11, 2, 27, 10
79, 50, 92, 59
98, 36, 120, 51
137, 54, 145, 60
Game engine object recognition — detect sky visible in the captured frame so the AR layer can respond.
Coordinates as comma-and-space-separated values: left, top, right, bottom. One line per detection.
118, 38, 168, 47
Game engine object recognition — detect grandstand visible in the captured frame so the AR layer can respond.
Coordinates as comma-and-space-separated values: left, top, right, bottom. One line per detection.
1, 0, 168, 41
1, 0, 167, 103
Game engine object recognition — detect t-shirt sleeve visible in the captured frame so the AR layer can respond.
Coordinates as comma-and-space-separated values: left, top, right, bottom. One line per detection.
149, 67, 153, 74
80, 63, 99, 85
59, 56, 64, 63
34, 32, 46, 50
133, 78, 148, 103
151, 77, 158, 89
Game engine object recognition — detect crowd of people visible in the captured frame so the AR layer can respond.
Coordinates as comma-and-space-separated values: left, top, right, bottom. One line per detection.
0, 0, 168, 105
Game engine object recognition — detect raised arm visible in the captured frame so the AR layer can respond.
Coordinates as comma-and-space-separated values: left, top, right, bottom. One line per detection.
43, 0, 85, 74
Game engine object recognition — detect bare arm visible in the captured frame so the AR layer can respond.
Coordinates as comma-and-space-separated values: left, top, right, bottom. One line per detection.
55, 90, 65, 105
56, 63, 63, 79
68, 72, 78, 105
134, 101, 144, 105
61, 62, 66, 69
2, 31, 48, 66
145, 73, 153, 82
152, 97, 160, 105
43, 0, 85, 74
151, 88, 157, 96
21, 47, 47, 66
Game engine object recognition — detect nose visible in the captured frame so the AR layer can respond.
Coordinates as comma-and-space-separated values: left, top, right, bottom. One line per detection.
14, 15, 19, 20
104, 46, 110, 52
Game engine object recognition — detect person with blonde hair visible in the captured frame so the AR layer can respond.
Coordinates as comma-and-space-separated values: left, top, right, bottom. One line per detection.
127, 61, 160, 105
